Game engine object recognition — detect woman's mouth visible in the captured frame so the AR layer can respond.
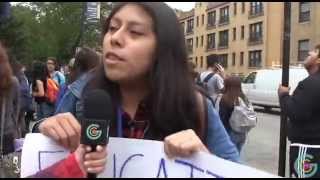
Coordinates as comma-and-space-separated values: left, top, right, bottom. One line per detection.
106, 52, 124, 61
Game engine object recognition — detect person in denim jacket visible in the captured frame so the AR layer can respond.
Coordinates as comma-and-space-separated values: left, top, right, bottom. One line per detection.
33, 3, 239, 177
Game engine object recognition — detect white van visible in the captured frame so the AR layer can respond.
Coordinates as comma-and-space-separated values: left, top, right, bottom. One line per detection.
241, 67, 308, 110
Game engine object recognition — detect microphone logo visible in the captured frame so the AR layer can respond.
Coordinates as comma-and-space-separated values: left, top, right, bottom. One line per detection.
86, 124, 102, 140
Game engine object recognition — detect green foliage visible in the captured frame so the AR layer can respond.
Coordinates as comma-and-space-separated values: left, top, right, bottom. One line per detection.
0, 2, 112, 66
0, 7, 30, 65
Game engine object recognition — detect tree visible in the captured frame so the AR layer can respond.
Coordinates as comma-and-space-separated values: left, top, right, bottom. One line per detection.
1, 2, 114, 66
28, 2, 83, 65
0, 5, 31, 65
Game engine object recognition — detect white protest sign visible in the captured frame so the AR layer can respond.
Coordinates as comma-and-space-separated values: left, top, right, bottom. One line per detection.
21, 133, 280, 178
20, 133, 70, 177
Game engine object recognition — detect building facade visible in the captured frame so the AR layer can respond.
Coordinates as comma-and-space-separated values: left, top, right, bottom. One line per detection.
290, 2, 320, 65
178, 2, 284, 77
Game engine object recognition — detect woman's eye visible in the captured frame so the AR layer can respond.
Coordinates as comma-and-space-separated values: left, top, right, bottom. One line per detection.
109, 26, 117, 32
130, 31, 143, 36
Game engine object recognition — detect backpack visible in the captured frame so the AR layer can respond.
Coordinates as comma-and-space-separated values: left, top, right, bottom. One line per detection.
46, 78, 59, 104
215, 94, 257, 133
196, 72, 214, 92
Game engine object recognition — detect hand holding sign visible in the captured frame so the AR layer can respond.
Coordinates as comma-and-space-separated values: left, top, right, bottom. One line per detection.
164, 129, 209, 158
21, 134, 280, 178
39, 112, 81, 152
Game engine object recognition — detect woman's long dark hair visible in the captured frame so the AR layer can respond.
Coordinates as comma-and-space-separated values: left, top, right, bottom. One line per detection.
222, 76, 249, 107
0, 42, 13, 97
86, 2, 201, 139
31, 61, 48, 92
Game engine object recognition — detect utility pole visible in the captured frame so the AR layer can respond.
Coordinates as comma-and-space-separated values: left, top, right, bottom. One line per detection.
72, 2, 86, 56
278, 2, 291, 177
79, 2, 87, 47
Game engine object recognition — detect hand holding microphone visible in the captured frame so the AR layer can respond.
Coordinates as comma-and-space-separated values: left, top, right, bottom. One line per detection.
74, 144, 107, 175
80, 89, 113, 178
39, 89, 113, 177
39, 111, 109, 176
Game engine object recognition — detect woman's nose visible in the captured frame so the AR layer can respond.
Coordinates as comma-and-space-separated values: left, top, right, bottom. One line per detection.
110, 29, 124, 47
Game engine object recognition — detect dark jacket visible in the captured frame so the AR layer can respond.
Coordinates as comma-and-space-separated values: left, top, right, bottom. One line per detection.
0, 77, 20, 154
16, 71, 33, 112
218, 100, 234, 133
279, 71, 320, 144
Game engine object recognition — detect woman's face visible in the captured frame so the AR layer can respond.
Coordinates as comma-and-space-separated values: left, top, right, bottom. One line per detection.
103, 4, 157, 84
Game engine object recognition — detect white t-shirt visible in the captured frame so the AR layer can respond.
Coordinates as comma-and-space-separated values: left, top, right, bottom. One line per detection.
200, 71, 224, 100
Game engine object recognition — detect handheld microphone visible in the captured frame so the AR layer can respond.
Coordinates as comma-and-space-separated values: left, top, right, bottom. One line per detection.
81, 89, 114, 178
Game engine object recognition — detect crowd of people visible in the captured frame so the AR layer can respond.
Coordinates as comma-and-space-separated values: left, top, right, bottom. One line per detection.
0, 42, 102, 177
0, 2, 319, 178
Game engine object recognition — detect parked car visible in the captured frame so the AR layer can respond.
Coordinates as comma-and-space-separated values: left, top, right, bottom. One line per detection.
242, 66, 308, 110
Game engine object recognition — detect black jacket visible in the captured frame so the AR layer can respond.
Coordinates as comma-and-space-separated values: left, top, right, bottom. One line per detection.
279, 71, 320, 144
218, 100, 234, 133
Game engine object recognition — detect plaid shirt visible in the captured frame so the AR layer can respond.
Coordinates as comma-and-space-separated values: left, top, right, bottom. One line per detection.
121, 100, 149, 139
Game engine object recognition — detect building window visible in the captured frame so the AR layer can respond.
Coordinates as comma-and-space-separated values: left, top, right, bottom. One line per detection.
241, 25, 245, 40
249, 22, 263, 43
232, 52, 236, 66
249, 50, 262, 68
187, 38, 193, 53
201, 35, 204, 47
195, 57, 198, 66
219, 54, 228, 68
234, 3, 237, 16
207, 11, 216, 27
242, 2, 245, 14
200, 56, 203, 68
207, 33, 215, 50
181, 22, 185, 34
219, 30, 229, 48
298, 40, 309, 62
233, 27, 236, 41
196, 37, 199, 48
240, 52, 244, 66
202, 14, 204, 25
299, 2, 310, 22
250, 2, 263, 16
219, 6, 229, 25
186, 18, 194, 34
196, 16, 199, 27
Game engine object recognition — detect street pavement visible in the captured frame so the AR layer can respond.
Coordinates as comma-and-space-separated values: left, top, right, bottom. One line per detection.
241, 107, 290, 177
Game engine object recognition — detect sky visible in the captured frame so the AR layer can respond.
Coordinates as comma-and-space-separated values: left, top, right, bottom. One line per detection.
165, 2, 196, 11
11, 2, 196, 11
